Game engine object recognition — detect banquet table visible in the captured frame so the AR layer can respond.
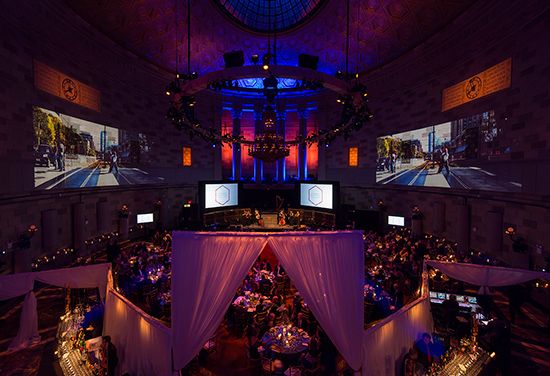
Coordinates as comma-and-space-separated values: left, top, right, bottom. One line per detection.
232, 292, 269, 313
261, 324, 310, 359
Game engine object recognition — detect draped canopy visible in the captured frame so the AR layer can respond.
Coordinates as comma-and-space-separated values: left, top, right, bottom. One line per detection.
171, 231, 365, 373
427, 260, 550, 294
0, 263, 111, 350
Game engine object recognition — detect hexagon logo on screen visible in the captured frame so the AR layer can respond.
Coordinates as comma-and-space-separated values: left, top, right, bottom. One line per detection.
214, 185, 231, 206
307, 185, 323, 206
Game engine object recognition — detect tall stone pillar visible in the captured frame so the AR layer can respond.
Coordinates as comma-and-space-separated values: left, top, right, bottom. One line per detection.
254, 108, 263, 182
432, 202, 445, 235
72, 202, 86, 254
96, 201, 110, 234
411, 217, 423, 238
41, 209, 58, 252
487, 210, 503, 256
298, 109, 308, 180
456, 203, 470, 253
232, 108, 242, 181
277, 109, 286, 183
118, 217, 129, 240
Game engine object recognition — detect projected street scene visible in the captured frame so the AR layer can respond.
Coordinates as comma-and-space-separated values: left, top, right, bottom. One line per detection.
376, 111, 521, 192
33, 106, 163, 189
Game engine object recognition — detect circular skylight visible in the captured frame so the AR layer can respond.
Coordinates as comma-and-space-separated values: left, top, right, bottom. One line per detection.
214, 0, 326, 33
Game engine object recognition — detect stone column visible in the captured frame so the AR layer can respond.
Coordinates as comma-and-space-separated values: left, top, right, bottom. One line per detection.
298, 109, 308, 180
432, 202, 445, 235
96, 201, 110, 234
411, 216, 423, 238
487, 210, 503, 256
72, 202, 86, 255
232, 108, 242, 181
254, 107, 263, 182
456, 203, 470, 253
118, 216, 129, 241
277, 109, 286, 183
41, 209, 58, 252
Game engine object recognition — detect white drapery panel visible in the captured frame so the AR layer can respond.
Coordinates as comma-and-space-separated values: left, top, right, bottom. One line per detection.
0, 263, 111, 352
171, 232, 268, 371
104, 288, 173, 376
0, 273, 34, 300
35, 263, 110, 300
427, 261, 550, 293
268, 232, 364, 373
8, 292, 40, 350
362, 297, 433, 376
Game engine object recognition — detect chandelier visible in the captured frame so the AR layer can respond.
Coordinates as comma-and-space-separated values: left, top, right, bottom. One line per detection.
165, 0, 373, 162
248, 106, 290, 162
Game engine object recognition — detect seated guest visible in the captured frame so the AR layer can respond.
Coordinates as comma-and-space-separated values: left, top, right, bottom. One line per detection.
274, 263, 285, 277
403, 347, 424, 376
259, 275, 273, 295
265, 312, 277, 330
294, 312, 308, 330
414, 332, 434, 368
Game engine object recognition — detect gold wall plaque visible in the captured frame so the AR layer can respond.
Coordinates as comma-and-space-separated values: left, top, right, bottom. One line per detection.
442, 58, 511, 111
34, 61, 101, 112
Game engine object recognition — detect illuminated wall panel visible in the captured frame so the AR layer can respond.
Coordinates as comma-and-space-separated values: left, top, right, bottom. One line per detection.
182, 147, 192, 166
285, 111, 299, 179
306, 116, 318, 177
349, 147, 358, 167
240, 111, 255, 179
221, 110, 233, 179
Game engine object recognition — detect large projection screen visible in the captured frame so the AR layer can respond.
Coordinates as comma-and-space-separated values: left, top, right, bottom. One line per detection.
300, 183, 333, 210
375, 110, 523, 192
204, 183, 239, 209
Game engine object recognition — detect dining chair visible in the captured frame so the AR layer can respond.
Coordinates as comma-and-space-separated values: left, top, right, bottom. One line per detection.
260, 354, 273, 375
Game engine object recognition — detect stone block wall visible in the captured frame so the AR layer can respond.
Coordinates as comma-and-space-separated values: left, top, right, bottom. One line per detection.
331, 0, 550, 268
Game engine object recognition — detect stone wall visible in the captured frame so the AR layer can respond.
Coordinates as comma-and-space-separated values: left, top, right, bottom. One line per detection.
331, 0, 550, 268
0, 0, 217, 195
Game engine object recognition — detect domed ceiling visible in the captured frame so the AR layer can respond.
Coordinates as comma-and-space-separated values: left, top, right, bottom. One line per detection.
214, 0, 326, 33
64, 0, 477, 75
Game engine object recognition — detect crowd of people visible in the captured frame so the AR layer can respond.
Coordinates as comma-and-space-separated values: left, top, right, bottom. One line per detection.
111, 232, 172, 321
107, 227, 502, 375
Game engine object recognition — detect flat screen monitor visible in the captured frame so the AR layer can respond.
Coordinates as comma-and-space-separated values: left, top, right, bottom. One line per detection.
388, 215, 405, 226
429, 291, 437, 299
204, 183, 239, 209
299, 183, 334, 210
468, 296, 478, 304
137, 213, 154, 224
437, 292, 446, 300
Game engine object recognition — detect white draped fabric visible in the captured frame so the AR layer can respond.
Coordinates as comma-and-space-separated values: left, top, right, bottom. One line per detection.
0, 263, 111, 352
427, 261, 550, 293
0, 273, 34, 300
104, 288, 173, 376
8, 292, 40, 350
171, 232, 268, 370
268, 232, 364, 373
362, 297, 434, 376
35, 263, 110, 300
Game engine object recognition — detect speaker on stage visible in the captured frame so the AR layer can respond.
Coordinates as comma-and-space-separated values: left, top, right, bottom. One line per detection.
298, 54, 319, 70
179, 203, 200, 229
223, 51, 245, 68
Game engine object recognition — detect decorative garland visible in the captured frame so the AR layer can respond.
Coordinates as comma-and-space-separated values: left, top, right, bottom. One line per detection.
166, 74, 373, 147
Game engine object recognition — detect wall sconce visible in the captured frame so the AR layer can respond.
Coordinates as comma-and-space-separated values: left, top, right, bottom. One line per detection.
118, 205, 129, 218
412, 205, 423, 220
504, 226, 515, 239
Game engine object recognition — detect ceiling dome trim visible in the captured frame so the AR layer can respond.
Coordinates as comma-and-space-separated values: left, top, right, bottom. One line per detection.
212, 0, 327, 34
